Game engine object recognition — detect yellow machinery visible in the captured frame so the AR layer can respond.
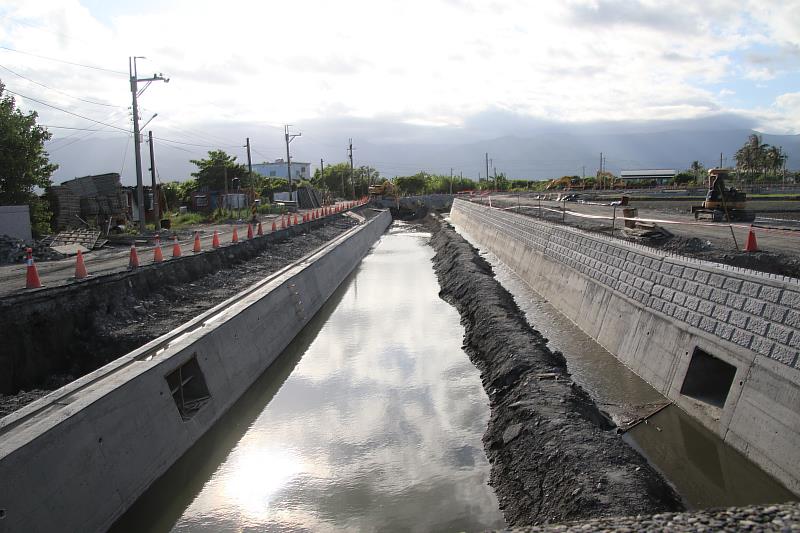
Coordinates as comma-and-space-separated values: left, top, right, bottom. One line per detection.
368, 181, 396, 197
691, 168, 755, 222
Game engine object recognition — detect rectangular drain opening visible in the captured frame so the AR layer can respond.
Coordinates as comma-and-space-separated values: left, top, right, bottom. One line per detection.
680, 347, 736, 408
165, 355, 211, 421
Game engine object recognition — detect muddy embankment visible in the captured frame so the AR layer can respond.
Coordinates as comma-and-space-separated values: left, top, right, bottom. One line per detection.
426, 215, 682, 526
0, 215, 363, 415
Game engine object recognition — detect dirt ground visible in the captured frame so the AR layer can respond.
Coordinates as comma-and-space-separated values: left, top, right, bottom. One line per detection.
425, 215, 682, 526
0, 216, 361, 417
488, 196, 800, 280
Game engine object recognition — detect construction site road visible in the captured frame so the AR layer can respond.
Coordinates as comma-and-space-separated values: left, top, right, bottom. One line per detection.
0, 206, 348, 298
487, 194, 800, 261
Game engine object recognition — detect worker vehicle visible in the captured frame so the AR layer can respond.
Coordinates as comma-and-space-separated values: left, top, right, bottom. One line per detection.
691, 168, 755, 222
368, 181, 396, 197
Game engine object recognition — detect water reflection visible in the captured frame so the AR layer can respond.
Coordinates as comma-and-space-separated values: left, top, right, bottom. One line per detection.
117, 223, 504, 532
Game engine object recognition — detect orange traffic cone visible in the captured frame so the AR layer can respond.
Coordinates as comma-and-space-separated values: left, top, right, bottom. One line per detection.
212, 231, 220, 248
153, 236, 164, 263
193, 232, 202, 253
745, 225, 758, 252
129, 244, 140, 268
247, 223, 254, 239
257, 222, 263, 236
25, 248, 42, 288
271, 220, 277, 232
172, 236, 182, 258
74, 249, 89, 279
293, 214, 298, 225
281, 216, 287, 229
232, 227, 239, 243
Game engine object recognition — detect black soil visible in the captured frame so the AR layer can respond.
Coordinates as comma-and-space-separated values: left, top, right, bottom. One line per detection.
425, 215, 683, 526
0, 217, 360, 416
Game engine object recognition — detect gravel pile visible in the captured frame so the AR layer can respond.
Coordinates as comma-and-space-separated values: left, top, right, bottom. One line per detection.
0, 235, 65, 265
495, 502, 800, 532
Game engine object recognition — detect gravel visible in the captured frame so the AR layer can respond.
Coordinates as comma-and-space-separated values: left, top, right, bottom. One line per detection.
493, 502, 800, 531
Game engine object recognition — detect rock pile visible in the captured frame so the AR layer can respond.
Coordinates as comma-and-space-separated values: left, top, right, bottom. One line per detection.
0, 235, 66, 265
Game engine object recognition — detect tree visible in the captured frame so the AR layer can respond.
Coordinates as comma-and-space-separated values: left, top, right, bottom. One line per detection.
0, 82, 58, 237
312, 162, 351, 198
690, 160, 705, 182
395, 172, 429, 195
190, 150, 248, 191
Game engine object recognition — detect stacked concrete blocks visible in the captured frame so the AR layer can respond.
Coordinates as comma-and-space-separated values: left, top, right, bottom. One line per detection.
451, 199, 800, 495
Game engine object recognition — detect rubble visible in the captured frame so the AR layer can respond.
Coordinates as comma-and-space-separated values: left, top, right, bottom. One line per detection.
0, 234, 65, 265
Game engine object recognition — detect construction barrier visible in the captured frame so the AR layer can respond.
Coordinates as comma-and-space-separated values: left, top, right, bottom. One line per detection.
153, 236, 164, 263
129, 244, 140, 268
74, 249, 88, 279
25, 248, 42, 289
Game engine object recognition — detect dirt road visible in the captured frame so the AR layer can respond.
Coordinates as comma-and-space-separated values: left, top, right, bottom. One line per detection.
485, 194, 800, 278
0, 207, 347, 297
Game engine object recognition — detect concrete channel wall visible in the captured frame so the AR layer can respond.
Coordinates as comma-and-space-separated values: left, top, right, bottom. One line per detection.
450, 199, 800, 495
0, 209, 391, 533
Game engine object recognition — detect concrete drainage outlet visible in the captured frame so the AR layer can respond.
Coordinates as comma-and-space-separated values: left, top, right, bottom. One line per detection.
680, 347, 737, 408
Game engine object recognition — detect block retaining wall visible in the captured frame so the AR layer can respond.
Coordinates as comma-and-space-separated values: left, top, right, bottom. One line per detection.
451, 199, 800, 494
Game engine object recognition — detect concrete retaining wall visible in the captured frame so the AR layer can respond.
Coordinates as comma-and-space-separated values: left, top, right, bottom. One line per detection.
0, 209, 391, 533
451, 199, 800, 494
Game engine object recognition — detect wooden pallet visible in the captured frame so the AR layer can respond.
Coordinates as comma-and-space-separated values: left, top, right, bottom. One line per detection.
50, 229, 102, 249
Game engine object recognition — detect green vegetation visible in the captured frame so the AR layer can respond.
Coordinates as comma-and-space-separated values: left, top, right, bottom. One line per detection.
0, 81, 58, 237
735, 134, 788, 182
190, 150, 249, 191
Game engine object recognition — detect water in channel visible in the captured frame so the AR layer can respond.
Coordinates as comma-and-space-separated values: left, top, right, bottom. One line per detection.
114, 222, 504, 532
460, 228, 796, 509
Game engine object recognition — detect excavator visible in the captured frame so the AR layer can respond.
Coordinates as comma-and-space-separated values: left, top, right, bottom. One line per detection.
691, 168, 755, 222
368, 180, 396, 198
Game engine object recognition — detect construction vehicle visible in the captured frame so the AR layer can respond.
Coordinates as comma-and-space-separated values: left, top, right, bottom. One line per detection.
368, 180, 396, 197
691, 168, 755, 222
545, 176, 586, 190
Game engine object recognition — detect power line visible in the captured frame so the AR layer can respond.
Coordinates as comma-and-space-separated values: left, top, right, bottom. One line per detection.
0, 63, 122, 107
4, 87, 132, 132
0, 45, 127, 75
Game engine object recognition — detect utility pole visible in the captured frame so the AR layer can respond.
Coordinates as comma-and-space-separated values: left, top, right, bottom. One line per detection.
147, 131, 160, 231
129, 56, 168, 232
720, 152, 724, 169
450, 167, 454, 194
245, 137, 253, 182
348, 138, 355, 198
245, 137, 252, 214
493, 167, 497, 191
485, 153, 489, 186
599, 152, 604, 189
320, 158, 324, 199
285, 125, 301, 204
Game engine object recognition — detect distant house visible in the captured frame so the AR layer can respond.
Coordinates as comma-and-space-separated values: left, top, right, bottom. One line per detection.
252, 159, 310, 181
620, 169, 676, 186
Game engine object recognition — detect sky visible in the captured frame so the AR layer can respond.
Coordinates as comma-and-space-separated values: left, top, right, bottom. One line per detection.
0, 0, 799, 182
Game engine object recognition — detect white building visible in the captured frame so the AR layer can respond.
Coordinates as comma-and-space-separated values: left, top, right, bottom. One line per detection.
252, 159, 311, 181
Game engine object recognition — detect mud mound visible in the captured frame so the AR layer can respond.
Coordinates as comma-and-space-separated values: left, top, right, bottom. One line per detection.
426, 215, 682, 526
